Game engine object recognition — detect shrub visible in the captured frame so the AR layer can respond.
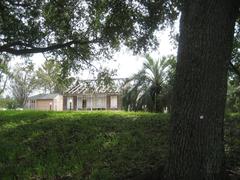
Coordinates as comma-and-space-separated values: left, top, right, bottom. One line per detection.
0, 98, 18, 109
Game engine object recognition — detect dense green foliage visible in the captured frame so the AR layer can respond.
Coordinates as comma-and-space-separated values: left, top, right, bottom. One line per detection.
0, 111, 239, 179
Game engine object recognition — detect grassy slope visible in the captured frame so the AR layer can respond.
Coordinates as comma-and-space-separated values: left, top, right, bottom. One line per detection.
0, 111, 169, 179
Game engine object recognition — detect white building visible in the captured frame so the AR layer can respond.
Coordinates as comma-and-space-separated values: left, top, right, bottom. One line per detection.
63, 79, 125, 110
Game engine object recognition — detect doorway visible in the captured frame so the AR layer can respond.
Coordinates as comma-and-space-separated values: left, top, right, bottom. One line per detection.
82, 99, 87, 109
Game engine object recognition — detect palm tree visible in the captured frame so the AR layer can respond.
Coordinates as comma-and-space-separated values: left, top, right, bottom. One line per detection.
123, 55, 176, 112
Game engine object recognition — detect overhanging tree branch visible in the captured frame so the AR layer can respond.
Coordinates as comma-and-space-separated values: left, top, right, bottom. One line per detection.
0, 39, 100, 55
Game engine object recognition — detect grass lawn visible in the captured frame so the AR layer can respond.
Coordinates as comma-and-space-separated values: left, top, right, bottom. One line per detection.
0, 111, 169, 179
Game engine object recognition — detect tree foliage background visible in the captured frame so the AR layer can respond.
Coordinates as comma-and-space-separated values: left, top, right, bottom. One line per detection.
0, 54, 10, 95
10, 61, 37, 107
227, 21, 240, 113
36, 59, 75, 94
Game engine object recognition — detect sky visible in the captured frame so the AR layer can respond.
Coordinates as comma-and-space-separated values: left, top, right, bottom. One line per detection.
10, 26, 178, 79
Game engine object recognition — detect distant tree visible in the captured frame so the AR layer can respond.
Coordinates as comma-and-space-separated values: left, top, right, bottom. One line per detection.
123, 55, 175, 112
0, 55, 10, 95
36, 59, 75, 94
11, 61, 37, 107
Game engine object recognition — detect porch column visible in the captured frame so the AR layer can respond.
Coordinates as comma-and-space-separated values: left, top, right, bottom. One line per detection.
90, 94, 93, 111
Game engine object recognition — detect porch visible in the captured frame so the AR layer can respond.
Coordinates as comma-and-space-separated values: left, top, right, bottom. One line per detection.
63, 94, 121, 111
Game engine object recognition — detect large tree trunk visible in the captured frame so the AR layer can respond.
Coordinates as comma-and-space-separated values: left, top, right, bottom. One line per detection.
168, 1, 238, 180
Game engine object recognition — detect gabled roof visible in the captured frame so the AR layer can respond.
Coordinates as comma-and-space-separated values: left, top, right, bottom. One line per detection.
64, 78, 126, 95
29, 93, 60, 100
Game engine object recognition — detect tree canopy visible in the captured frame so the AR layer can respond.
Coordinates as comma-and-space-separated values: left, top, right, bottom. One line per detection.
0, 0, 179, 71
1, 1, 239, 73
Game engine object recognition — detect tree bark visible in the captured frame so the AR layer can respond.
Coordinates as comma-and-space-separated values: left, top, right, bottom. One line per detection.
168, 1, 239, 180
